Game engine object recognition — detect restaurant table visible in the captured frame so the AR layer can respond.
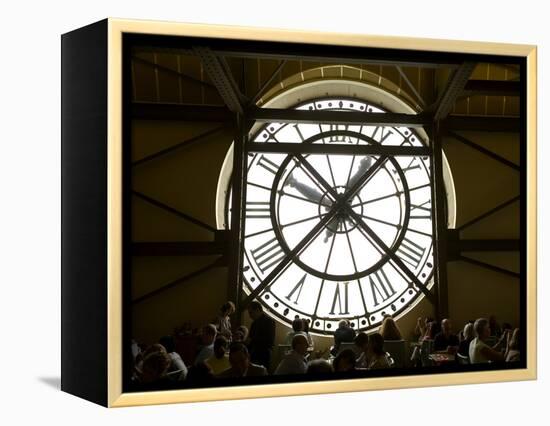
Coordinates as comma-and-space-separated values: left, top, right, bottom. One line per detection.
429, 353, 456, 365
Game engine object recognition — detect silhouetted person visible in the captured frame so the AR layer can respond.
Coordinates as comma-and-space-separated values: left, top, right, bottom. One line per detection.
218, 342, 268, 378
306, 359, 334, 374
433, 319, 459, 353
331, 320, 355, 356
274, 334, 309, 375
333, 349, 357, 372
247, 301, 275, 370
206, 336, 231, 375
214, 301, 235, 341
194, 324, 217, 365
380, 316, 403, 341
285, 317, 306, 345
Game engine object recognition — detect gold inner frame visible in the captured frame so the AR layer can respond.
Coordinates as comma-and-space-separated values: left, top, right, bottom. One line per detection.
106, 18, 537, 407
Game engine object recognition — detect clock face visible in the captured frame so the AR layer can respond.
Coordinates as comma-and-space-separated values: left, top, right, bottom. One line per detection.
236, 98, 434, 334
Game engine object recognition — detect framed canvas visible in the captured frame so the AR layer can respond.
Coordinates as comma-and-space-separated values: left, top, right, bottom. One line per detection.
61, 18, 537, 407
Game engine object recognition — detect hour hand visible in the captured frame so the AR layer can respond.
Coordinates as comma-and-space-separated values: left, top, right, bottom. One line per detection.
285, 175, 327, 206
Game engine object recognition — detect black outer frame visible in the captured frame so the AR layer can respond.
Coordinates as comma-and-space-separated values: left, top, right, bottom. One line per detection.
61, 19, 109, 406
60, 20, 528, 406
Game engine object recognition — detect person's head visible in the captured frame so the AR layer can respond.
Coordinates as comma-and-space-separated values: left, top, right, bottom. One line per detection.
367, 333, 385, 356
333, 349, 356, 372
306, 359, 334, 374
291, 334, 309, 356
213, 336, 228, 359
292, 317, 305, 333
159, 336, 175, 353
338, 320, 349, 329
302, 318, 310, 333
228, 342, 250, 376
201, 324, 217, 346
354, 332, 369, 351
247, 301, 263, 320
142, 343, 167, 359
441, 318, 453, 336
140, 351, 171, 383
221, 301, 236, 316
463, 323, 475, 341
489, 315, 497, 326
474, 318, 491, 339
380, 316, 402, 340
233, 325, 248, 342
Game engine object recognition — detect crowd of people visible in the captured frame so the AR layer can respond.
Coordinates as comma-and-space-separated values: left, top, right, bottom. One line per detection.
130, 300, 521, 390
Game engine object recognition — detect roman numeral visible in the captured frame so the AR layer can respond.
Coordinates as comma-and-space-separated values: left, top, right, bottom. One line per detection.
245, 201, 270, 219
293, 124, 305, 141
286, 274, 307, 304
410, 200, 431, 219
402, 158, 421, 173
250, 237, 285, 274
396, 237, 427, 270
257, 155, 279, 175
371, 126, 394, 144
328, 124, 351, 143
330, 282, 349, 315
369, 269, 396, 306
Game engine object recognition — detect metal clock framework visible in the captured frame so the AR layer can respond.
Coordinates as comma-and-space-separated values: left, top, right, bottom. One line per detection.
229, 97, 439, 335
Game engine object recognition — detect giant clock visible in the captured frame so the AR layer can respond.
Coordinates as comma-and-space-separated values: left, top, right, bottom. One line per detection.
232, 97, 435, 334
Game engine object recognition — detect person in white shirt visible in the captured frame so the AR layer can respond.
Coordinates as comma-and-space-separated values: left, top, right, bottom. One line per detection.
274, 334, 309, 375
469, 318, 509, 363
213, 301, 235, 341
194, 324, 217, 366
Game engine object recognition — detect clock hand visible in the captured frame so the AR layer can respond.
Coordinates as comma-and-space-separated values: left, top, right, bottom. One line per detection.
285, 174, 336, 243
347, 156, 374, 190
285, 175, 327, 205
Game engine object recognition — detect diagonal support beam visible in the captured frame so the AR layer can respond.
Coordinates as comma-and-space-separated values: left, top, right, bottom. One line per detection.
193, 46, 246, 114
433, 62, 476, 121
132, 257, 225, 304
458, 255, 520, 279
447, 131, 520, 171
132, 125, 227, 167
249, 60, 286, 106
457, 195, 520, 232
132, 190, 217, 233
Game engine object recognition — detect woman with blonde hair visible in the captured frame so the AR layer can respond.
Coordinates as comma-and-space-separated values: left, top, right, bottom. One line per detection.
213, 301, 235, 340
379, 316, 403, 341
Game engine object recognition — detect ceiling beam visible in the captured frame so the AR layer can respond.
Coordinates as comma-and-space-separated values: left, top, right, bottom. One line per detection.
444, 116, 520, 132
462, 79, 521, 97
214, 49, 460, 69
193, 46, 246, 114
248, 106, 429, 127
433, 61, 476, 121
248, 141, 430, 156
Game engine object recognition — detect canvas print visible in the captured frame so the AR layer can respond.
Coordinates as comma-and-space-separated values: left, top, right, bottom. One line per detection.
124, 33, 526, 393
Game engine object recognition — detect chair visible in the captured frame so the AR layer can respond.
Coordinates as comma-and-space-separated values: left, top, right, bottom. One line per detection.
336, 342, 358, 355
384, 340, 409, 368
457, 353, 469, 365
386, 352, 396, 368
166, 369, 186, 381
